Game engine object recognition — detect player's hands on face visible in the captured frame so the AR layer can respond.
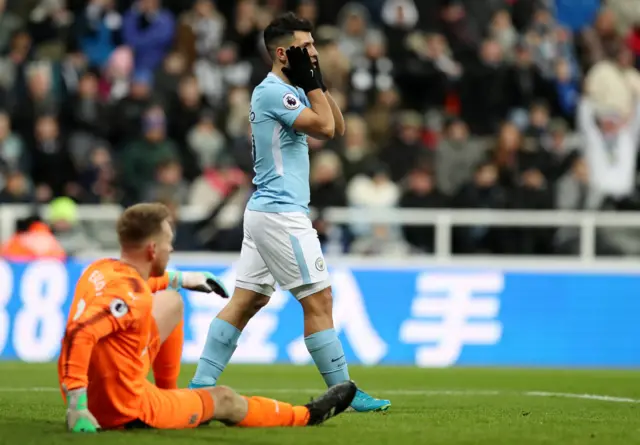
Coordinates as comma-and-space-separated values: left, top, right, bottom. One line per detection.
282, 46, 321, 94
181, 271, 230, 298
65, 388, 101, 433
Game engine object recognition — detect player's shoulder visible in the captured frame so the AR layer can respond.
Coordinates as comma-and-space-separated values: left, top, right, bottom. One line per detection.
252, 74, 303, 111
81, 258, 149, 295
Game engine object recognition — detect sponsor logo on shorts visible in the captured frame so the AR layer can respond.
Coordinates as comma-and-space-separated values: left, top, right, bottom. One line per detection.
189, 414, 199, 425
315, 257, 325, 271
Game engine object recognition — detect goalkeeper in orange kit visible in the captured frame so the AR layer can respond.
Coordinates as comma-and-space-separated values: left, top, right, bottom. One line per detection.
58, 203, 356, 432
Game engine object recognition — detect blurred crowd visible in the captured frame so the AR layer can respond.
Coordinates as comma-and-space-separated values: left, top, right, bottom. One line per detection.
1, 0, 640, 257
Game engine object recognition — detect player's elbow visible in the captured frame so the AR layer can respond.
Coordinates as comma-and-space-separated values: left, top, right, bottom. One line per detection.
320, 125, 335, 139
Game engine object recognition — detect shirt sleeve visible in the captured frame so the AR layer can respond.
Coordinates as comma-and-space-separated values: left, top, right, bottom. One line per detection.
261, 83, 308, 128
59, 278, 145, 391
147, 271, 171, 292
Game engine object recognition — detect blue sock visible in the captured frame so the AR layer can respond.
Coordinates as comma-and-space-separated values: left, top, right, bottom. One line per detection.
305, 328, 350, 387
191, 318, 241, 386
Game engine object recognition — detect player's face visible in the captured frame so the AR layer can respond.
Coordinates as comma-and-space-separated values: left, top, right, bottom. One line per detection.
150, 220, 174, 277
290, 31, 318, 66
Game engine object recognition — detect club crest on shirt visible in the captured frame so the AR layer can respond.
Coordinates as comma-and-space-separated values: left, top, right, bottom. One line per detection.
283, 93, 300, 110
315, 257, 325, 271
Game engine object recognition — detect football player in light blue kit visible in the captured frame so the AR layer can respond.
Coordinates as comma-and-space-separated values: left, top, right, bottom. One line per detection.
190, 12, 390, 412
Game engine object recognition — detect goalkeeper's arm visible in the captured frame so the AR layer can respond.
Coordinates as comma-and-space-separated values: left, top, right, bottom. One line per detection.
60, 302, 132, 432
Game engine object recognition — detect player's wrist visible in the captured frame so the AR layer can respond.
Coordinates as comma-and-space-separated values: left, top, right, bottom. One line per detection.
167, 271, 184, 290
300, 78, 322, 94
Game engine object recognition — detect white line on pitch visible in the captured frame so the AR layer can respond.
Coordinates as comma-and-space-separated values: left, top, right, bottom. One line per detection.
1, 387, 640, 403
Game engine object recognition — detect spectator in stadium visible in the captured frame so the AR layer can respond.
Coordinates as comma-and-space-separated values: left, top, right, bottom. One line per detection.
578, 97, 640, 206
109, 70, 152, 146
525, 100, 551, 139
608, 0, 640, 36
0, 171, 33, 203
489, 9, 518, 62
76, 144, 116, 203
0, 0, 23, 55
224, 0, 263, 61
380, 0, 420, 59
144, 158, 189, 205
175, 0, 226, 70
578, 7, 621, 70
0, 214, 66, 260
435, 117, 488, 197
541, 118, 580, 184
167, 74, 207, 177
364, 88, 400, 147
74, 0, 122, 69
122, 0, 175, 74
0, 111, 28, 176
30, 113, 78, 202
186, 108, 225, 171
0, 30, 32, 100
554, 157, 605, 254
338, 114, 377, 181
505, 41, 554, 113
98, 45, 133, 102
224, 85, 251, 139
347, 163, 403, 255
379, 111, 429, 182
49, 196, 100, 255
552, 57, 579, 121
28, 0, 73, 61
400, 167, 448, 253
120, 105, 178, 204
459, 38, 510, 135
153, 51, 188, 101
397, 32, 460, 111
296, 0, 318, 26
13, 64, 59, 138
310, 150, 347, 211
63, 69, 110, 170
195, 41, 252, 108
337, 2, 371, 61
585, 43, 640, 120
453, 161, 508, 253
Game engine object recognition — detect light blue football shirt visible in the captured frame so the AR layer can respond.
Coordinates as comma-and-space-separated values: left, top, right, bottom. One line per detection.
247, 72, 311, 213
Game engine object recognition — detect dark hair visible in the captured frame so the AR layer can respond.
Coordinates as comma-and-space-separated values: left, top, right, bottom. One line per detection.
263, 12, 313, 58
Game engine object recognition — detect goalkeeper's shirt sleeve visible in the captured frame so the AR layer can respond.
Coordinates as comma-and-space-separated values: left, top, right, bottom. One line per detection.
59, 279, 142, 391
147, 271, 172, 292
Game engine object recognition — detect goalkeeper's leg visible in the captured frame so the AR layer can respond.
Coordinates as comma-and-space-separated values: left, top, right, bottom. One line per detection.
204, 381, 357, 427
149, 290, 185, 389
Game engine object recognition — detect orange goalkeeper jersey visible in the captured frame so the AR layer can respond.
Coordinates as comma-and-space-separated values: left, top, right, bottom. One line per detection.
58, 258, 171, 427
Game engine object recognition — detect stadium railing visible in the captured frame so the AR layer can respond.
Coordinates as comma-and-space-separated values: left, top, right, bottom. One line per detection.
2, 204, 640, 262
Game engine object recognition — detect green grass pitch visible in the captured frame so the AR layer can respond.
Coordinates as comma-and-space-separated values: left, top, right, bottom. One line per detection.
1, 363, 640, 444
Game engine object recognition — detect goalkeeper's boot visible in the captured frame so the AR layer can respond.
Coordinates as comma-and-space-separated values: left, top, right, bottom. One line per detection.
350, 388, 391, 412
305, 381, 357, 425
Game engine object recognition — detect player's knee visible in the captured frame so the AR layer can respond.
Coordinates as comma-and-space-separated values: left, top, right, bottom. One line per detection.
301, 286, 333, 318
162, 290, 184, 318
230, 288, 270, 317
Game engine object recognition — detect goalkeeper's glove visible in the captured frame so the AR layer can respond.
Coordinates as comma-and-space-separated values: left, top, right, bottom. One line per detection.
65, 387, 100, 433
282, 46, 321, 94
168, 271, 230, 299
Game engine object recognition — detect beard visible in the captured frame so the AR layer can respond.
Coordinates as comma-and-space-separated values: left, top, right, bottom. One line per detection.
150, 260, 167, 277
